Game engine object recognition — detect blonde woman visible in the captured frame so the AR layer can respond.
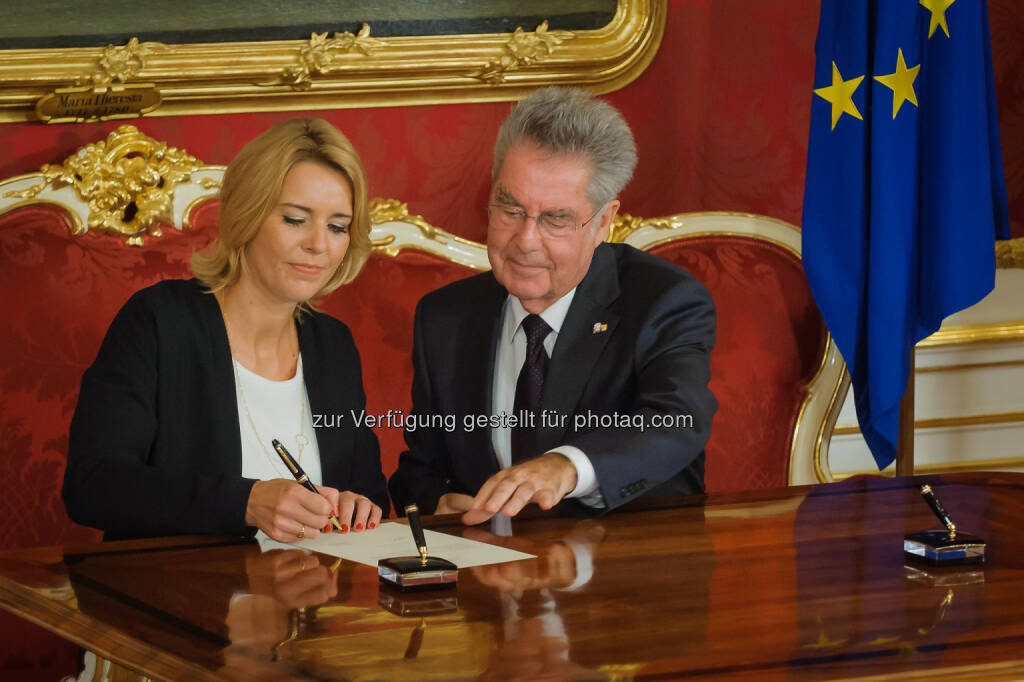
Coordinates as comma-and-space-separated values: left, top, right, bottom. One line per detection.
64, 119, 386, 542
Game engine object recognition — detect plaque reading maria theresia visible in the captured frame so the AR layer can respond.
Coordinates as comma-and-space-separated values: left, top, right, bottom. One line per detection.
36, 84, 161, 124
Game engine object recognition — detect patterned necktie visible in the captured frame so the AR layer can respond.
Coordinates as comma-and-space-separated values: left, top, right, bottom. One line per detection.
511, 314, 551, 464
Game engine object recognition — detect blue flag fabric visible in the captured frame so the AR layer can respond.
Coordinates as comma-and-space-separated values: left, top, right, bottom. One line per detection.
802, 0, 1010, 470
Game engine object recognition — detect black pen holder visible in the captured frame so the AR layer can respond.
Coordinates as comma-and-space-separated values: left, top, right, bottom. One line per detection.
378, 556, 458, 591
904, 529, 985, 566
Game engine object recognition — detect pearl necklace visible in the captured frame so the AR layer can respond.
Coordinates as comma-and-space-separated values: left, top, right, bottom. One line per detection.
225, 321, 311, 478
233, 357, 312, 477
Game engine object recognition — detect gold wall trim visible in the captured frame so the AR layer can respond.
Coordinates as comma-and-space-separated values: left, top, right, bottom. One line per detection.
916, 359, 1024, 374
917, 321, 1024, 348
912, 456, 1024, 474
833, 410, 1024, 436
833, 455, 1024, 480
996, 237, 1024, 268
0, 0, 665, 122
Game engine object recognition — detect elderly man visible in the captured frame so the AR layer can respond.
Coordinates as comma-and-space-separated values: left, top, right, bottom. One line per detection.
389, 87, 717, 524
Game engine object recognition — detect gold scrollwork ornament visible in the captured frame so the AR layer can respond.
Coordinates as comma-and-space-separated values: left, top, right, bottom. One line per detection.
368, 198, 437, 242
82, 37, 165, 87
474, 21, 575, 84
607, 212, 676, 243
5, 125, 206, 245
267, 24, 384, 90
34, 38, 165, 124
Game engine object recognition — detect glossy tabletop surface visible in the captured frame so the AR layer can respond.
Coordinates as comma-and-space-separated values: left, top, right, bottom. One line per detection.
2, 472, 1024, 681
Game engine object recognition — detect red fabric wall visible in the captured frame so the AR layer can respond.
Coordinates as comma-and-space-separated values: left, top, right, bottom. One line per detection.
2, 0, 1021, 240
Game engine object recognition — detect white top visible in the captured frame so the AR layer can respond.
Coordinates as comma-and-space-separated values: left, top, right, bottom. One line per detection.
491, 289, 600, 500
234, 355, 323, 485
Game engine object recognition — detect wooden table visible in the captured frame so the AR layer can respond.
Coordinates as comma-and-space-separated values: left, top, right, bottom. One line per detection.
2, 472, 1024, 680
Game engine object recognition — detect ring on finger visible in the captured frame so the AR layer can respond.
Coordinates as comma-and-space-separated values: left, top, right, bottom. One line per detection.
297, 525, 305, 540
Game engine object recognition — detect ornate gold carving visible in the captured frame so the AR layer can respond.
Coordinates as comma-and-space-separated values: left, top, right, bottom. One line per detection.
369, 198, 437, 241
4, 125, 205, 245
366, 198, 489, 268
265, 25, 384, 90
607, 212, 675, 243
0, 1, 665, 121
30, 38, 165, 123
473, 21, 575, 84
996, 237, 1024, 268
83, 37, 164, 87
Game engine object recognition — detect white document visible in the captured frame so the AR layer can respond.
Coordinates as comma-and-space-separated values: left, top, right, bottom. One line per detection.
258, 522, 534, 568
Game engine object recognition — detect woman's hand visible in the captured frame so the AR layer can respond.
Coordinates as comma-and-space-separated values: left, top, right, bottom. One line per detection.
245, 549, 339, 608
334, 490, 383, 532
245, 479, 339, 542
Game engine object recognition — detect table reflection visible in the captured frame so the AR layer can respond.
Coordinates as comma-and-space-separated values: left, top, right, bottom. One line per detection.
791, 479, 988, 676
225, 549, 341, 663
64, 509, 713, 680
16, 474, 1022, 680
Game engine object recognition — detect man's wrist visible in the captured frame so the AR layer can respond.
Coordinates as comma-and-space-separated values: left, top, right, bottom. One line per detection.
543, 451, 579, 496
545, 446, 598, 498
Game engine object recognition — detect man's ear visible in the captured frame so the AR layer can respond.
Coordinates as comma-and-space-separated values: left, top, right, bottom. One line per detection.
592, 199, 620, 245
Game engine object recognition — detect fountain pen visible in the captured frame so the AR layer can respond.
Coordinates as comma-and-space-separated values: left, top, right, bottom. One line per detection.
271, 438, 343, 531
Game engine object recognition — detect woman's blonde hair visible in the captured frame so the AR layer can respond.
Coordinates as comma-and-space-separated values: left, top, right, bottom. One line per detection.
191, 118, 371, 302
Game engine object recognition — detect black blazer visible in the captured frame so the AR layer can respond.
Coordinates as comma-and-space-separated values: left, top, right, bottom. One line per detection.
63, 279, 387, 540
389, 242, 717, 514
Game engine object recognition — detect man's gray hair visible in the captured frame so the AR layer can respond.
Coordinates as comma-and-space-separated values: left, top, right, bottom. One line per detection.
492, 87, 638, 210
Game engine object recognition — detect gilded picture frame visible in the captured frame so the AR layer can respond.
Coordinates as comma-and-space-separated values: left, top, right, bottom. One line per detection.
0, 0, 665, 123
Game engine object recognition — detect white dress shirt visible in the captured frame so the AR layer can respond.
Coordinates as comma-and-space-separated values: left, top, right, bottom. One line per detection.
490, 290, 600, 500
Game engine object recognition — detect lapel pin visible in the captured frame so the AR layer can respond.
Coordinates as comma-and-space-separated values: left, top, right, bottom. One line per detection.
592, 322, 608, 334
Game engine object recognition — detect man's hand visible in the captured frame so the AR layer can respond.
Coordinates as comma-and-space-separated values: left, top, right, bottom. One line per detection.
462, 452, 578, 525
435, 492, 474, 515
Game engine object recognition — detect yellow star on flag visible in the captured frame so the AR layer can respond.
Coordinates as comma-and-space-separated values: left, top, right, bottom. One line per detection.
920, 0, 956, 39
874, 49, 921, 119
814, 61, 864, 130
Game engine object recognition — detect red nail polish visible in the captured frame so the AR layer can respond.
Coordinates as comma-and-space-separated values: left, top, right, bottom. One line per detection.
323, 524, 331, 533
355, 523, 363, 531
368, 522, 376, 529
341, 524, 349, 533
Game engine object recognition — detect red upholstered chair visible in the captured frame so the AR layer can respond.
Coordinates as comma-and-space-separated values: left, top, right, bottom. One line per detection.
0, 128, 222, 680
0, 204, 221, 549
615, 212, 849, 491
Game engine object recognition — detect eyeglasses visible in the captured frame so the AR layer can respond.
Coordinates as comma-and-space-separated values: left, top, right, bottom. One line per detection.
486, 203, 605, 238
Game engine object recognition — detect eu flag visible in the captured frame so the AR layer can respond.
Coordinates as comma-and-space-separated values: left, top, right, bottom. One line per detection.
802, 0, 1010, 470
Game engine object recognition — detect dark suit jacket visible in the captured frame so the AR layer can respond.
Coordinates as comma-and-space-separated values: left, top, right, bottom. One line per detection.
63, 279, 388, 540
389, 242, 717, 514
